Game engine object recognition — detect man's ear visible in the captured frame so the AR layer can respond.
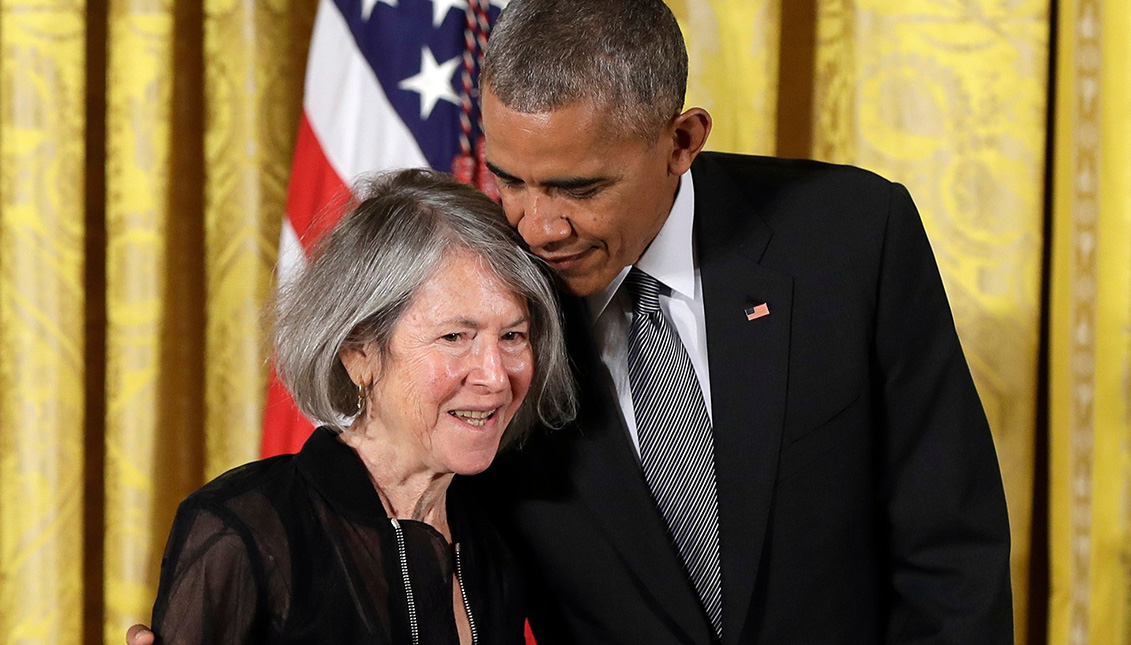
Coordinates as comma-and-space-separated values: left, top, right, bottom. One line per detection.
667, 107, 712, 175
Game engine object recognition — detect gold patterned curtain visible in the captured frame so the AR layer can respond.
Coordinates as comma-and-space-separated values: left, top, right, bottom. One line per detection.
0, 0, 315, 641
1, 0, 1128, 643
1049, 0, 1131, 643
669, 0, 781, 155
1, 0, 88, 640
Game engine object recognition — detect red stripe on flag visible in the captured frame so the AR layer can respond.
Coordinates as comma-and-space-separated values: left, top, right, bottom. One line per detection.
261, 366, 312, 457
287, 112, 352, 253
260, 112, 352, 458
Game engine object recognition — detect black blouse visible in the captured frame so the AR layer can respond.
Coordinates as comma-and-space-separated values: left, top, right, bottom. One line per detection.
151, 427, 526, 644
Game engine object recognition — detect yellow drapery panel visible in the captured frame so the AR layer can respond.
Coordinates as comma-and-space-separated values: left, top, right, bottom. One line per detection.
14, 1, 1131, 643
0, 0, 87, 642
103, 0, 205, 639
201, 0, 313, 480
100, 0, 315, 638
812, 1, 1050, 639
1049, 0, 1131, 643
668, 0, 780, 155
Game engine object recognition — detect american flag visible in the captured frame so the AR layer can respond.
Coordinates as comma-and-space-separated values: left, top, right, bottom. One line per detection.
261, 0, 506, 457
745, 302, 770, 321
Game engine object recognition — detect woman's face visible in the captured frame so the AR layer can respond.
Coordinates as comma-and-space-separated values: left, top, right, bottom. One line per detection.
356, 251, 534, 476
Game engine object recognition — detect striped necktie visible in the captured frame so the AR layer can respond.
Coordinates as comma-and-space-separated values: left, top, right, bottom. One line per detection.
625, 267, 723, 636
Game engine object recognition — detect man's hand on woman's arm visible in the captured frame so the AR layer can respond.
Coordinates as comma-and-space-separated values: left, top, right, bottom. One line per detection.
126, 624, 154, 645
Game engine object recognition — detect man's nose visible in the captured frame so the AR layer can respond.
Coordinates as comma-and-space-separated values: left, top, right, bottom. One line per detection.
515, 194, 571, 248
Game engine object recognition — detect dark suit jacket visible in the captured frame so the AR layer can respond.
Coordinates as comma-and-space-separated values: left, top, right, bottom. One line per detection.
481, 153, 1012, 643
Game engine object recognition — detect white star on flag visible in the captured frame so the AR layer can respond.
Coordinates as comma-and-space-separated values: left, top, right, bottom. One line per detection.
398, 46, 461, 119
361, 0, 397, 20
430, 0, 468, 28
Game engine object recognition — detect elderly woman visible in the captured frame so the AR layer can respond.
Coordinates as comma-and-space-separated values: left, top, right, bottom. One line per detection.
146, 169, 576, 644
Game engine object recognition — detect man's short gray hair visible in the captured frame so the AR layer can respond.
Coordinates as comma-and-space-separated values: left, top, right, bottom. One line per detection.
481, 0, 687, 141
273, 168, 576, 447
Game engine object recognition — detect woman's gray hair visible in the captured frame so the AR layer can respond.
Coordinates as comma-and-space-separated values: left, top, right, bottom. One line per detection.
272, 168, 576, 447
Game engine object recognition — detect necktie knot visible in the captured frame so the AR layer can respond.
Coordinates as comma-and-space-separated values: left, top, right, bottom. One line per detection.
625, 267, 662, 315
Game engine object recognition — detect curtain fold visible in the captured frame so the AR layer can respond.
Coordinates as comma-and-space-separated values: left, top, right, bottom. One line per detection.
200, 0, 313, 480
98, 0, 315, 637
102, 0, 206, 639
0, 1, 88, 642
669, 0, 781, 155
1049, 0, 1131, 642
811, 1, 1050, 640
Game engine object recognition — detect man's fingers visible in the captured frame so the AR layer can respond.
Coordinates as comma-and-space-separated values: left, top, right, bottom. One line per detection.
125, 624, 154, 645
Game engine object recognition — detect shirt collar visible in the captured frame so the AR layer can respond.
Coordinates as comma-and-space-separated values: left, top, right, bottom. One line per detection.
586, 169, 697, 320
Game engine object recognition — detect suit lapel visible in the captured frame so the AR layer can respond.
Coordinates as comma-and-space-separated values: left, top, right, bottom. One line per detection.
693, 155, 792, 643
559, 295, 717, 643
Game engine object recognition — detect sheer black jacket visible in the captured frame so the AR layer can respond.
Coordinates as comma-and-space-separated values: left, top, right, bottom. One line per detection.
152, 427, 525, 644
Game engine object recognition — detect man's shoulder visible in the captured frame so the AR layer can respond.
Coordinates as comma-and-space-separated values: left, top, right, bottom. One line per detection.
692, 152, 903, 240
695, 151, 892, 187
687, 151, 900, 215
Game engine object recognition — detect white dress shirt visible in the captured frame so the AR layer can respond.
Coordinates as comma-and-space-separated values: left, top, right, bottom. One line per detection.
586, 170, 712, 456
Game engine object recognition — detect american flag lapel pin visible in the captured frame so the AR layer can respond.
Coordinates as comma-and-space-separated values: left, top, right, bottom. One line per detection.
745, 302, 770, 321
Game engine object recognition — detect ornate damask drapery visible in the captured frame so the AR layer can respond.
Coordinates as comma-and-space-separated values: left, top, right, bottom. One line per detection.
1, 0, 314, 641
1, 0, 88, 640
1049, 0, 1131, 643
2, 0, 1128, 643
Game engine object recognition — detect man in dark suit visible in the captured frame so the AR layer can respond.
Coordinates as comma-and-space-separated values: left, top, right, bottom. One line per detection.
477, 0, 1013, 642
